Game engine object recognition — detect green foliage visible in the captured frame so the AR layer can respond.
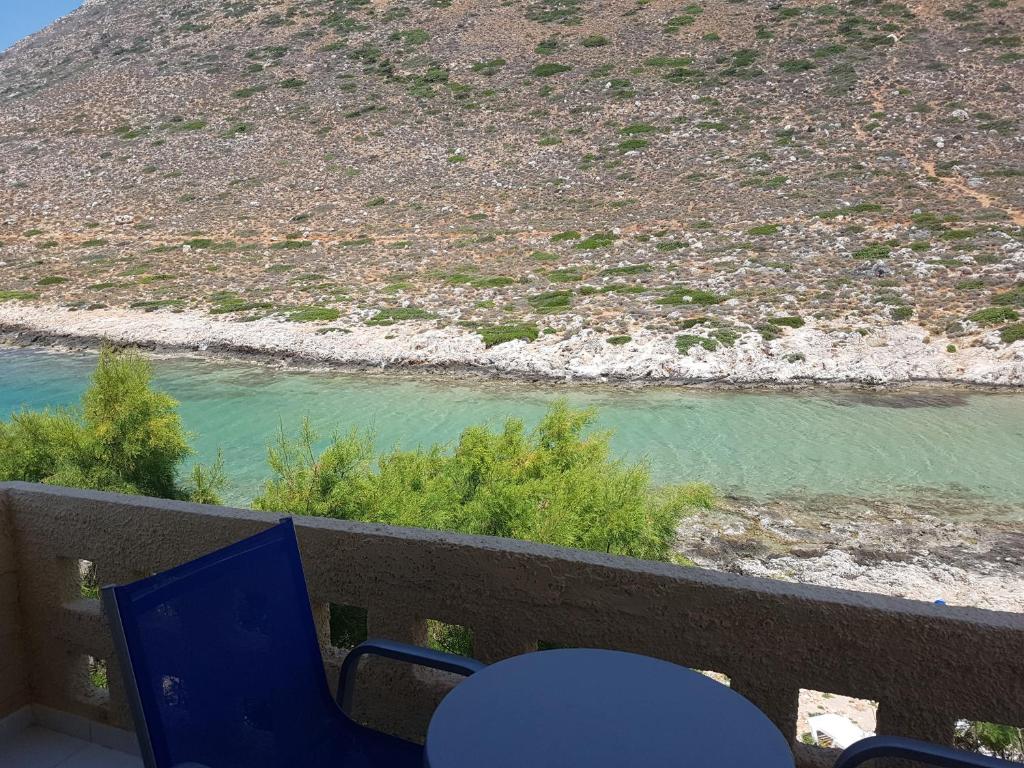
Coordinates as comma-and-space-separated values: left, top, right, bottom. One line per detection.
525, 0, 582, 25
853, 244, 892, 259
968, 307, 1018, 325
366, 307, 435, 325
992, 285, 1024, 307
0, 348, 221, 502
1001, 323, 1024, 344
767, 316, 805, 328
601, 264, 649, 276
479, 323, 540, 347
254, 402, 710, 562
0, 290, 39, 301
955, 722, 1023, 761
677, 334, 716, 353
529, 290, 573, 312
531, 63, 573, 77
471, 58, 506, 75
607, 335, 632, 345
287, 306, 340, 322
575, 232, 617, 249
618, 139, 648, 152
547, 268, 583, 283
581, 34, 608, 47
747, 224, 780, 235
209, 291, 273, 315
780, 58, 815, 73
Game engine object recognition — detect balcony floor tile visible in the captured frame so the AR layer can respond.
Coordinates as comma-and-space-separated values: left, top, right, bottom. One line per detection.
0, 725, 143, 768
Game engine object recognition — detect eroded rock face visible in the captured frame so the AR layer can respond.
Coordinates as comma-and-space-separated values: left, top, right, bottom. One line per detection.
1, 0, 1023, 379
677, 495, 1024, 612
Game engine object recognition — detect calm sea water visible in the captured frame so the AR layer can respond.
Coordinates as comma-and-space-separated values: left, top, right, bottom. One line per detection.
1, 348, 1022, 515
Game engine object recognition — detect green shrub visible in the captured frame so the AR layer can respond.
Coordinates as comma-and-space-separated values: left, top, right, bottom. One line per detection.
233, 85, 268, 98
470, 276, 516, 288
253, 402, 709, 562
601, 264, 649, 276
992, 286, 1024, 307
575, 232, 617, 249
955, 722, 1024, 760
531, 63, 573, 77
547, 268, 583, 282
657, 286, 725, 306
853, 244, 892, 259
525, 0, 583, 24
287, 306, 340, 322
581, 34, 608, 47
529, 290, 573, 312
768, 316, 805, 328
618, 139, 648, 151
37, 276, 68, 285
172, 119, 207, 131
891, 306, 913, 321
0, 290, 39, 301
471, 58, 506, 75
1001, 323, 1024, 344
607, 335, 632, 345
366, 307, 435, 325
677, 334, 716, 353
209, 291, 273, 315
780, 58, 814, 72
479, 323, 540, 347
968, 307, 1018, 325
747, 224, 780, 235
551, 230, 581, 241
0, 348, 222, 503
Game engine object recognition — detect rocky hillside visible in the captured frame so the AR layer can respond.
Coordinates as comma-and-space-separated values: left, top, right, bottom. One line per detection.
1, 0, 1023, 366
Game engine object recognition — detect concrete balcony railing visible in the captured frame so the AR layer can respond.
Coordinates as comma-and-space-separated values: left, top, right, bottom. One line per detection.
1, 481, 1023, 767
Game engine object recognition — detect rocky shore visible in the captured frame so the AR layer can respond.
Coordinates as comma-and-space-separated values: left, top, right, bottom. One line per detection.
679, 495, 1024, 612
2, 304, 1024, 388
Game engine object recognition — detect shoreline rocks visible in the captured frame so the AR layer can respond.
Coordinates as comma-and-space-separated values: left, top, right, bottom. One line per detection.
2, 303, 1023, 389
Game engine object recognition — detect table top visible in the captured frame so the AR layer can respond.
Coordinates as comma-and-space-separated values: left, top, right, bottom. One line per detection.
425, 648, 795, 768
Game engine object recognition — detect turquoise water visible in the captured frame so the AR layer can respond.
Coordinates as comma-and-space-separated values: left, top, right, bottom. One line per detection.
1, 348, 1023, 515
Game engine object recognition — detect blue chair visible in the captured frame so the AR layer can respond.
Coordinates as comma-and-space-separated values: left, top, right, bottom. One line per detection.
836, 735, 1023, 768
103, 518, 484, 768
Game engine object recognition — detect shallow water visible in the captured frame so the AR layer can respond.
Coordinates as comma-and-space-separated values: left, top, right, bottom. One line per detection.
1, 348, 1022, 516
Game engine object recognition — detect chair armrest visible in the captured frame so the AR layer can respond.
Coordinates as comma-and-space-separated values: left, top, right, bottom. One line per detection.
336, 638, 485, 712
835, 736, 1021, 768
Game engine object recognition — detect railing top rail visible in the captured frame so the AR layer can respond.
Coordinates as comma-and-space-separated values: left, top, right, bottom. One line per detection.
3, 481, 1022, 628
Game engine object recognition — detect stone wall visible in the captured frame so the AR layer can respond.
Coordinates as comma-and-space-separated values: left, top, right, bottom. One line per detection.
3, 482, 1023, 766
0, 489, 28, 718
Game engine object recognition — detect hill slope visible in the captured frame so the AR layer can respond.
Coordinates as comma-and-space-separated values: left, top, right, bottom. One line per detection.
1, 0, 1023, 382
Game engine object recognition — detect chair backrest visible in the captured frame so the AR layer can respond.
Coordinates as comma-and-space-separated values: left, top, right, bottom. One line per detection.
104, 519, 337, 768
